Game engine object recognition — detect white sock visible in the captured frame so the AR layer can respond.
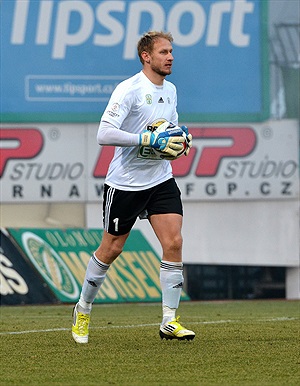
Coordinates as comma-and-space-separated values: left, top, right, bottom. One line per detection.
78, 254, 110, 312
78, 295, 92, 314
160, 261, 183, 325
162, 306, 176, 326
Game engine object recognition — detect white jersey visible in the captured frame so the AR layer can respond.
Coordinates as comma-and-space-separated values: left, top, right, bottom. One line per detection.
100, 71, 178, 191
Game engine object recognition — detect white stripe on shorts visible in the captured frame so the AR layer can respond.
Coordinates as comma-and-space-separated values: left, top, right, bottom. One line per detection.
104, 186, 115, 231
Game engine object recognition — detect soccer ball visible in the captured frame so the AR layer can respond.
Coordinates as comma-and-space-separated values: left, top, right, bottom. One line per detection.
150, 120, 186, 160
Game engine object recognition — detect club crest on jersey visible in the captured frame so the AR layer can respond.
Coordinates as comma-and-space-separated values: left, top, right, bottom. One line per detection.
145, 94, 152, 104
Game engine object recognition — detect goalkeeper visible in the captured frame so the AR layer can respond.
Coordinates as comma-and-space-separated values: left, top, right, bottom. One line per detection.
72, 31, 194, 343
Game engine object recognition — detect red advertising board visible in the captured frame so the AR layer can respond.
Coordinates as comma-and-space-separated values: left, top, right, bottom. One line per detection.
0, 120, 298, 202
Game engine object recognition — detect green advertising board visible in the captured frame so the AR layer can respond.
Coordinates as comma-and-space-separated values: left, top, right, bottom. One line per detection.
8, 228, 190, 303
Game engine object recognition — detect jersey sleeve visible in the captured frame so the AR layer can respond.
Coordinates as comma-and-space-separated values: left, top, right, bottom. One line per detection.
97, 121, 140, 146
100, 81, 134, 129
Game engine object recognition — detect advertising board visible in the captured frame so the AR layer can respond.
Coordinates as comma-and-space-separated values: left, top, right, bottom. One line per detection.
1, 0, 268, 122
7, 228, 190, 303
0, 120, 298, 202
0, 229, 56, 305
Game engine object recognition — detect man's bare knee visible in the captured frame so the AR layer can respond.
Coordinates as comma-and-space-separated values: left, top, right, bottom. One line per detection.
167, 233, 182, 250
109, 242, 124, 257
94, 232, 129, 264
162, 234, 183, 258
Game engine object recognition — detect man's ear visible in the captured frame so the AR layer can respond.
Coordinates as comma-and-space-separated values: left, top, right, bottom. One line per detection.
141, 51, 150, 64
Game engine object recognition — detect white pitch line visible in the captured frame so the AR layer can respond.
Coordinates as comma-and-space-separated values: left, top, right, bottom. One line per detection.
0, 327, 70, 335
0, 317, 297, 336
0, 323, 160, 336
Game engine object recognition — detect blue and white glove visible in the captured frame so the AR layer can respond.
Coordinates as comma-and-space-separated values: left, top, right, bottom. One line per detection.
181, 125, 193, 156
140, 125, 185, 158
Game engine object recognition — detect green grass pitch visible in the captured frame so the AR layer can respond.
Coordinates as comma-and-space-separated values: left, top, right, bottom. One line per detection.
0, 300, 299, 385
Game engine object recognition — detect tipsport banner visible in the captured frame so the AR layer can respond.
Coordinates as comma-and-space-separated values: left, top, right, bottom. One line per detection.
1, 0, 268, 122
0, 120, 298, 202
7, 228, 190, 303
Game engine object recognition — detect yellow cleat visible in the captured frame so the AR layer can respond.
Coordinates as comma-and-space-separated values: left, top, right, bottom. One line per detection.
72, 304, 90, 344
159, 316, 195, 341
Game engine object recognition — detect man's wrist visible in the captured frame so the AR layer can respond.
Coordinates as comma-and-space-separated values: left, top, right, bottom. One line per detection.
140, 132, 152, 146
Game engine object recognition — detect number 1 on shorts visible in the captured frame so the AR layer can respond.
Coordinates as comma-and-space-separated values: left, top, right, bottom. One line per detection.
113, 218, 119, 232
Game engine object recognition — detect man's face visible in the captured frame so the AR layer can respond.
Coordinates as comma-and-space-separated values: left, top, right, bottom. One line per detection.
147, 38, 174, 77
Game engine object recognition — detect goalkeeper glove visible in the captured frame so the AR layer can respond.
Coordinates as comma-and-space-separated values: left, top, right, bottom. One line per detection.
140, 127, 185, 158
181, 125, 193, 156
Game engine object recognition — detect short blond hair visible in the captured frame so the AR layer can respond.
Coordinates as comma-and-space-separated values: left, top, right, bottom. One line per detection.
137, 31, 173, 64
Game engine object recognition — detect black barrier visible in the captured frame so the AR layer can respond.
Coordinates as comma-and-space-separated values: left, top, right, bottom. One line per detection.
0, 229, 57, 305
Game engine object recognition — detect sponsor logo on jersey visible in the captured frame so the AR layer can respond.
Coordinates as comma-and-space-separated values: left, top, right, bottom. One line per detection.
111, 103, 120, 112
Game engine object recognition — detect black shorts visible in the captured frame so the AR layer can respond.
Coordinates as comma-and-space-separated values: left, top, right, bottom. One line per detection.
103, 178, 183, 235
